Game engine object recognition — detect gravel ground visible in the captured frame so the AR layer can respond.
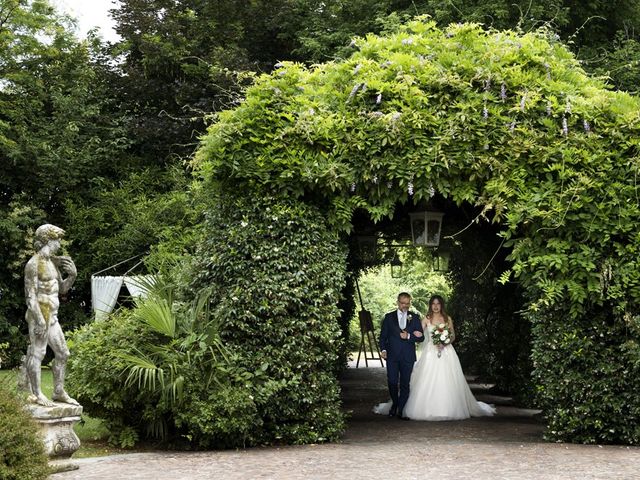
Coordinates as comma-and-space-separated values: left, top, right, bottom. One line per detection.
50, 365, 640, 480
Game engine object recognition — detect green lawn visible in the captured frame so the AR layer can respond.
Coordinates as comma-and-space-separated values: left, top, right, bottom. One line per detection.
0, 368, 123, 458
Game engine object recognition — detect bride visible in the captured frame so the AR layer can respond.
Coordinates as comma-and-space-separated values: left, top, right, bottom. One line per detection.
375, 295, 496, 420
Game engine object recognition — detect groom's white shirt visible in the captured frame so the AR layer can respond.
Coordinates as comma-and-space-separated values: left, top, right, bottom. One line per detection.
397, 309, 407, 330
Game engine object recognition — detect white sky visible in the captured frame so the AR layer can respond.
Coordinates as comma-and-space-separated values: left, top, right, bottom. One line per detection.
52, 0, 121, 42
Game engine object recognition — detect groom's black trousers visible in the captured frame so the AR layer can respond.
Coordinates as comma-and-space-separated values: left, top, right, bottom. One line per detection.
386, 357, 413, 415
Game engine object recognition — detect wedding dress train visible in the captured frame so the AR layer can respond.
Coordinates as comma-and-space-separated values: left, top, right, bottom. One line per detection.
374, 325, 495, 420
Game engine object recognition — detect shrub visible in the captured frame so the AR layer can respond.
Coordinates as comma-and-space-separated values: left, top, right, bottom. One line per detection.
68, 194, 347, 448
192, 19, 640, 444
66, 282, 249, 448
532, 309, 640, 444
176, 383, 260, 449
188, 193, 348, 445
66, 308, 158, 446
0, 379, 50, 480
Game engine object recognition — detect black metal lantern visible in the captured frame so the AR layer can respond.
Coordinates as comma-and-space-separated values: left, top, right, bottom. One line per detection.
355, 235, 378, 265
390, 253, 403, 278
409, 210, 444, 247
433, 249, 451, 272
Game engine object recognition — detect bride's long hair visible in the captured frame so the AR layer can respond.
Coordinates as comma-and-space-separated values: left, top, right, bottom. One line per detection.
427, 294, 450, 321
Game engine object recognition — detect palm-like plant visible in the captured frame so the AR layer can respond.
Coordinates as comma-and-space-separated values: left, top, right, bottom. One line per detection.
117, 274, 228, 439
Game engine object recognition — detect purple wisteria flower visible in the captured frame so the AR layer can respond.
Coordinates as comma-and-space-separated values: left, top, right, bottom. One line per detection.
482, 105, 489, 119
350, 182, 357, 192
376, 93, 382, 105
401, 38, 414, 45
484, 78, 491, 91
349, 39, 357, 48
500, 83, 507, 100
562, 116, 569, 136
546, 101, 552, 116
353, 64, 362, 75
373, 175, 379, 184
407, 181, 414, 196
520, 91, 527, 112
509, 120, 516, 132
428, 184, 435, 198
347, 83, 361, 102
583, 119, 591, 133
387, 181, 393, 189
565, 100, 572, 114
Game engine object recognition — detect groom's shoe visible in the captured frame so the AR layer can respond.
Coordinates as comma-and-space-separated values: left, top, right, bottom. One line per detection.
388, 405, 397, 418
396, 410, 410, 420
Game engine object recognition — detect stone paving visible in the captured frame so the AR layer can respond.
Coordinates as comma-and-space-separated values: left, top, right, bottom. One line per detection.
50, 365, 640, 480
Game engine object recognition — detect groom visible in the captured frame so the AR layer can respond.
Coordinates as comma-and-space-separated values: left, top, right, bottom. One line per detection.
379, 292, 424, 420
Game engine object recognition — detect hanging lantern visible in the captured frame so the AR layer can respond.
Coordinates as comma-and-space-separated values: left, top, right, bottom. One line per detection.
355, 235, 378, 265
409, 210, 444, 247
390, 252, 403, 278
433, 249, 451, 272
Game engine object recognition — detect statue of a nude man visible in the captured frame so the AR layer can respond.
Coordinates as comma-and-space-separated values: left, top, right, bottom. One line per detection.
22, 224, 79, 406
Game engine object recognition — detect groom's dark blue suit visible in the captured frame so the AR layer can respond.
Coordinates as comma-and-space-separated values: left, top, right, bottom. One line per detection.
379, 310, 424, 417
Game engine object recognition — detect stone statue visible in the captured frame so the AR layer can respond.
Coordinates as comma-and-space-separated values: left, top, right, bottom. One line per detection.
21, 224, 79, 407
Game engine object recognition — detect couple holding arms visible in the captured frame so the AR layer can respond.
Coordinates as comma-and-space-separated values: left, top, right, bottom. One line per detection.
376, 292, 495, 421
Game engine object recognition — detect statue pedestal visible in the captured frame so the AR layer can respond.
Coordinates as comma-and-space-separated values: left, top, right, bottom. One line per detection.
24, 402, 83, 459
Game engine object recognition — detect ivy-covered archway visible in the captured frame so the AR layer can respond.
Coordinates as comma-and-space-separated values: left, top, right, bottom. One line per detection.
194, 19, 640, 444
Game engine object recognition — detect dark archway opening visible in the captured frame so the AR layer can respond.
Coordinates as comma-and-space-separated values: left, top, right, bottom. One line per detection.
345, 196, 531, 402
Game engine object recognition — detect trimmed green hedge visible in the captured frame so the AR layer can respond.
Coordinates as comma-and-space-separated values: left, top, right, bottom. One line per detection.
532, 309, 640, 444
187, 193, 347, 445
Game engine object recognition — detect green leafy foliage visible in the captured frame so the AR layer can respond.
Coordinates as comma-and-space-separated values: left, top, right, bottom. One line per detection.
66, 308, 157, 447
187, 193, 348, 445
62, 169, 200, 328
0, 202, 47, 366
532, 310, 640, 444
0, 0, 133, 362
195, 19, 640, 318
66, 276, 244, 448
0, 379, 50, 480
194, 20, 640, 444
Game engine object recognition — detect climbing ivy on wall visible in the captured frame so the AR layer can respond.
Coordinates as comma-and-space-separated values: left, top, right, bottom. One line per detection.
194, 18, 640, 444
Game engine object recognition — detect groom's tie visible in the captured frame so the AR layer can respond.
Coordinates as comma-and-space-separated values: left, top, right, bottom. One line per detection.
399, 312, 407, 330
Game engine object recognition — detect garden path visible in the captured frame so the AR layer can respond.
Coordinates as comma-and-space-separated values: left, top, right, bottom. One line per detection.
50, 363, 640, 480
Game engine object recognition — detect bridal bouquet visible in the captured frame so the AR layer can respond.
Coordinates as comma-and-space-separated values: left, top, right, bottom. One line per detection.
431, 323, 452, 358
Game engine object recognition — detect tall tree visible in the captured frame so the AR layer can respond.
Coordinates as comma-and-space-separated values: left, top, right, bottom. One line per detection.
0, 0, 130, 363
109, 0, 303, 165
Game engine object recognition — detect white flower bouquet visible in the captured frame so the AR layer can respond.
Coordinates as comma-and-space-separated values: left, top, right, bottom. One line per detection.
431, 323, 452, 357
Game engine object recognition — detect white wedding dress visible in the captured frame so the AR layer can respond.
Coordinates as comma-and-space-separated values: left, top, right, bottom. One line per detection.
374, 324, 496, 420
